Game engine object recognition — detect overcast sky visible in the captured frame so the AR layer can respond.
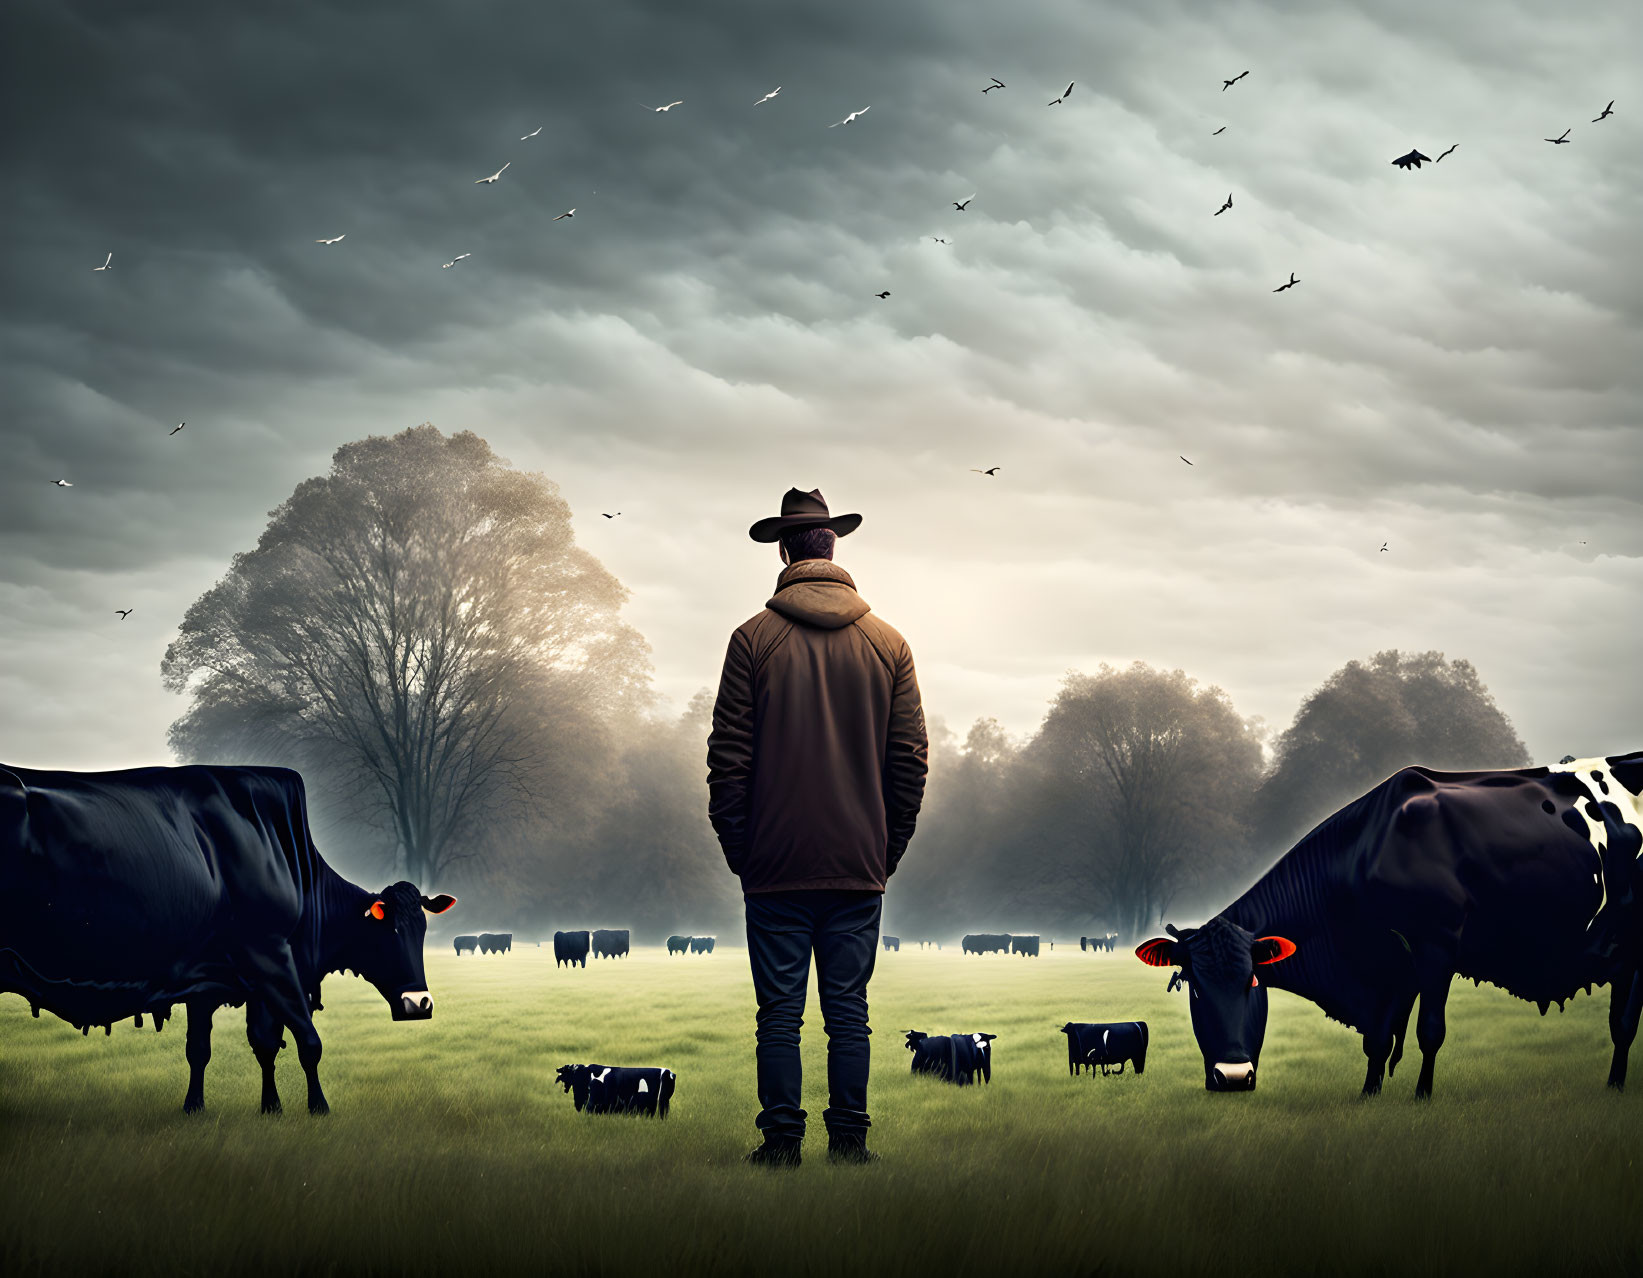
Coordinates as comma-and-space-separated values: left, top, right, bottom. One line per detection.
2, 0, 1639, 773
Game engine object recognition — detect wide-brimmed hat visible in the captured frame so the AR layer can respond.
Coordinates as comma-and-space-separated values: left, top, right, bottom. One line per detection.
748, 487, 863, 543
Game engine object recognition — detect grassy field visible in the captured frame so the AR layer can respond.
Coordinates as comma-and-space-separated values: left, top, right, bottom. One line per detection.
3, 941, 1640, 1277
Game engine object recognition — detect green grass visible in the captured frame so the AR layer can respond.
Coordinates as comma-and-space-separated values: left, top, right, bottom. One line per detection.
3, 944, 1640, 1277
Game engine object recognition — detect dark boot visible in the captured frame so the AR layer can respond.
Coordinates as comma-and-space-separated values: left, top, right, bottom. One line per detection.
827, 1131, 879, 1165
744, 1136, 802, 1169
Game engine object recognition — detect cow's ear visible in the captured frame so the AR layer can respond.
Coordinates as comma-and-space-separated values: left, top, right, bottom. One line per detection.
1252, 935, 1297, 965
1135, 937, 1177, 967
421, 893, 457, 914
365, 900, 386, 921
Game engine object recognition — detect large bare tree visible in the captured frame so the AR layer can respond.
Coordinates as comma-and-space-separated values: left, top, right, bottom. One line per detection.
162, 423, 652, 888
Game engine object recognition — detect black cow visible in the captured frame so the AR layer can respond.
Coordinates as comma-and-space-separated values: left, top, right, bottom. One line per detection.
883, 935, 901, 952
554, 930, 591, 968
962, 933, 1011, 955
1104, 933, 1117, 952
477, 932, 512, 955
1011, 934, 1040, 957
556, 1064, 676, 1117
1061, 1021, 1148, 1075
591, 928, 630, 960
1137, 752, 1643, 1096
667, 934, 690, 955
0, 763, 456, 1114
905, 1030, 996, 1085
453, 935, 479, 956
689, 936, 716, 954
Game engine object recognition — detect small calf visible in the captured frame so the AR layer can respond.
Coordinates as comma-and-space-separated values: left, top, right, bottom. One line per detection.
555, 1064, 676, 1118
905, 1030, 996, 1086
1060, 1021, 1148, 1076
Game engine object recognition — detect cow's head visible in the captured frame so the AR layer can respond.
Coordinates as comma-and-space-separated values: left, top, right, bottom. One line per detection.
352, 882, 457, 1020
556, 1064, 590, 1110
904, 1030, 929, 1053
1136, 916, 1296, 1091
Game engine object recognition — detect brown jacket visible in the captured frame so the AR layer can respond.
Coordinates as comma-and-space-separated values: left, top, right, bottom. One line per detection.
706, 559, 929, 893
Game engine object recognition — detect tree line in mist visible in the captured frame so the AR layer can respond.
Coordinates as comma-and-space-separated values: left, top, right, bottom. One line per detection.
161, 424, 1531, 941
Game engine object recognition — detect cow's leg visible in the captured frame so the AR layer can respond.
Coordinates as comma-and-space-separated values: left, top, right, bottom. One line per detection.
1413, 966, 1455, 1100
238, 938, 328, 1115
182, 1000, 214, 1113
1360, 996, 1402, 1096
245, 998, 285, 1114
1608, 969, 1643, 1090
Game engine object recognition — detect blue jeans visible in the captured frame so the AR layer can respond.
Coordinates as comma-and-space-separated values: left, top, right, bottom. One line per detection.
744, 890, 882, 1141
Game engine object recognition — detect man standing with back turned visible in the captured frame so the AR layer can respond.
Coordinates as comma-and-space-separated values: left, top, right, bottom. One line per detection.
707, 487, 929, 1168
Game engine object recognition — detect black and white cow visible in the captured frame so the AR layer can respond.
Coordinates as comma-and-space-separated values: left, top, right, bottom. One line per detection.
1061, 1021, 1148, 1076
883, 935, 901, 952
1011, 935, 1040, 957
667, 935, 690, 955
905, 1030, 996, 1085
591, 928, 630, 960
477, 932, 512, 955
0, 762, 455, 1114
1137, 753, 1643, 1096
556, 1064, 675, 1117
962, 933, 1011, 955
453, 935, 479, 956
554, 930, 591, 968
689, 936, 716, 955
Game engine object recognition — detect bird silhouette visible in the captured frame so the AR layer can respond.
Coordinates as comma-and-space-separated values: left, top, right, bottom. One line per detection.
475, 162, 511, 184
953, 194, 974, 211
553, 209, 575, 221
970, 467, 1000, 475
521, 126, 543, 140
1380, 542, 1388, 553
1048, 82, 1073, 106
641, 101, 684, 112
169, 422, 185, 436
1215, 193, 1233, 216
115, 609, 133, 619
1212, 126, 1226, 135
874, 291, 891, 299
755, 87, 781, 106
1222, 71, 1249, 91
1179, 456, 1194, 466
315, 235, 346, 245
1273, 272, 1299, 292
1592, 101, 1614, 122
92, 252, 112, 271
1435, 144, 1458, 162
51, 479, 73, 487
983, 78, 1005, 93
1391, 149, 1432, 169
1545, 129, 1571, 144
441, 253, 472, 269
829, 106, 870, 127
601, 512, 621, 519
931, 237, 948, 244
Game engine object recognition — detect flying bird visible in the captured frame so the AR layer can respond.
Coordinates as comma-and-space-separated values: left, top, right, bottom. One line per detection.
970, 467, 1000, 475
475, 162, 511, 184
92, 252, 112, 271
169, 421, 185, 436
1273, 272, 1299, 292
1545, 129, 1571, 144
931, 237, 948, 244
1179, 456, 1194, 466
1435, 143, 1458, 162
829, 106, 870, 127
1592, 101, 1614, 122
1214, 193, 1233, 215
51, 479, 73, 487
315, 235, 346, 245
1380, 542, 1389, 553
1222, 71, 1249, 91
441, 253, 472, 269
115, 609, 132, 619
642, 101, 684, 113
1391, 149, 1432, 169
953, 194, 974, 211
982, 78, 1005, 93
553, 208, 575, 221
874, 291, 891, 299
1212, 126, 1226, 135
601, 512, 621, 519
1048, 82, 1073, 106
521, 126, 543, 140
755, 87, 781, 105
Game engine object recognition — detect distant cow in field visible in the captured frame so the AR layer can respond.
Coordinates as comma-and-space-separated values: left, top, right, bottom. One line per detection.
1061, 1021, 1148, 1076
1011, 935, 1040, 957
917, 940, 942, 950
667, 935, 690, 955
905, 1030, 996, 1085
962, 933, 1011, 955
689, 936, 716, 955
554, 930, 591, 969
1136, 752, 1643, 1096
478, 932, 512, 955
556, 1064, 676, 1117
453, 935, 479, 956
591, 929, 630, 960
883, 935, 901, 952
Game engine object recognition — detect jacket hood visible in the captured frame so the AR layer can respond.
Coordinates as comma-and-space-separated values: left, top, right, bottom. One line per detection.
767, 560, 870, 629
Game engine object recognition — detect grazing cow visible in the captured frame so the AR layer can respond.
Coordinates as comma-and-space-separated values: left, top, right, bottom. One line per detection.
477, 932, 512, 955
905, 1030, 996, 1085
556, 1064, 676, 1117
667, 935, 690, 955
1011, 934, 1040, 957
1137, 752, 1643, 1096
689, 936, 716, 954
962, 933, 1012, 955
1104, 933, 1118, 952
591, 928, 631, 960
554, 930, 591, 969
1061, 1021, 1148, 1076
883, 935, 901, 952
453, 935, 479, 956
0, 762, 455, 1115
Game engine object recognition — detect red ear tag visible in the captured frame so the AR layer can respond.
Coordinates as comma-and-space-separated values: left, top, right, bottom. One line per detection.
368, 901, 386, 920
